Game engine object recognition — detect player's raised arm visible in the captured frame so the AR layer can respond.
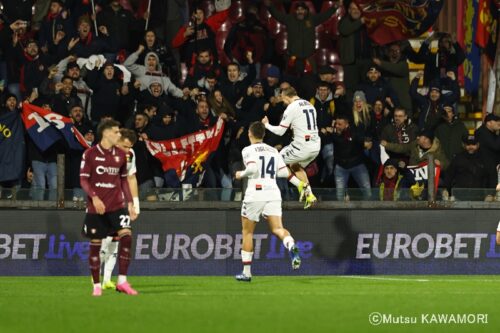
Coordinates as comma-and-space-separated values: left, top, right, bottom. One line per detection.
262, 114, 290, 136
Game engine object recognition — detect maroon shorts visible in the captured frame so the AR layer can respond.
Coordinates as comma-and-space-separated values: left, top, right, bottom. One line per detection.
81, 208, 131, 239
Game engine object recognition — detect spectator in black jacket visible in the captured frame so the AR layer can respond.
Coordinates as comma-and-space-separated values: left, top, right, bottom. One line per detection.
96, 0, 140, 52
51, 75, 82, 116
330, 114, 372, 201
475, 113, 500, 179
443, 135, 496, 201
410, 70, 459, 132
39, 0, 72, 52
413, 32, 465, 86
86, 62, 129, 122
356, 65, 399, 108
219, 54, 256, 106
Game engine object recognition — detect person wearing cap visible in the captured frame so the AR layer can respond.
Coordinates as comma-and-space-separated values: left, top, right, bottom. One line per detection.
338, 1, 372, 98
372, 41, 412, 114
382, 129, 449, 170
442, 134, 497, 201
475, 113, 500, 178
375, 159, 421, 201
300, 65, 347, 105
236, 79, 266, 138
351, 90, 373, 135
357, 64, 399, 106
263, 0, 337, 74
434, 103, 468, 162
410, 70, 459, 132
263, 65, 281, 101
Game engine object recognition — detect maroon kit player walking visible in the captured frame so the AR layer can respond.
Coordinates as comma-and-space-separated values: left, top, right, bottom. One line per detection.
80, 119, 138, 296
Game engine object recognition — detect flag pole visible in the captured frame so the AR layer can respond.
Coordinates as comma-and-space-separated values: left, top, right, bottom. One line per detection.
145, 0, 152, 30
91, 0, 99, 36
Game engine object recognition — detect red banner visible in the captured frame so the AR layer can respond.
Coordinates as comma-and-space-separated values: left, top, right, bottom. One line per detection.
145, 117, 225, 181
355, 0, 444, 45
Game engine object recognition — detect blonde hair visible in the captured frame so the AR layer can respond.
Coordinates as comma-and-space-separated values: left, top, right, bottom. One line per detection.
352, 101, 371, 128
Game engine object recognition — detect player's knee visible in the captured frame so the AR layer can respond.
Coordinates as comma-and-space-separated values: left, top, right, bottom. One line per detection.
118, 229, 132, 238
290, 163, 301, 173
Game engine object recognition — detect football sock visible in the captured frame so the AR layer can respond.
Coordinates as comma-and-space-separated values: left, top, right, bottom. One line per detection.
89, 243, 101, 284
103, 240, 118, 283
283, 236, 295, 252
288, 175, 302, 188
99, 237, 111, 273
241, 250, 253, 277
118, 234, 132, 278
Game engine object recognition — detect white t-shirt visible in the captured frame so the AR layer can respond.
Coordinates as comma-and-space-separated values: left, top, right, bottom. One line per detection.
242, 143, 287, 202
280, 99, 320, 146
126, 148, 137, 176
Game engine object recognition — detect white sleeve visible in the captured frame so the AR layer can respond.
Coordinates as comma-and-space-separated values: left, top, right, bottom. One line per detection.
264, 107, 292, 136
127, 149, 137, 176
240, 162, 259, 178
276, 153, 289, 178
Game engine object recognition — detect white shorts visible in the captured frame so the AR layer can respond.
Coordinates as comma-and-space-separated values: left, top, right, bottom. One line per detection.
241, 200, 282, 222
281, 142, 320, 168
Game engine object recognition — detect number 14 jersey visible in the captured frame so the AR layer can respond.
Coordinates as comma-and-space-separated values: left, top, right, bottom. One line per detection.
242, 143, 287, 202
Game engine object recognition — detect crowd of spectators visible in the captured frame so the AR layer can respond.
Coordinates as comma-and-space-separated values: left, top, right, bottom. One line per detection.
0, 0, 499, 202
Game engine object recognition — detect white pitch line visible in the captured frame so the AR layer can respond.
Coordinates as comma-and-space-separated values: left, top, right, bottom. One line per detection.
339, 276, 430, 282
339, 276, 500, 283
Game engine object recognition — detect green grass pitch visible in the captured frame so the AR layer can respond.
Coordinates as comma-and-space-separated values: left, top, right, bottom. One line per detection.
0, 276, 499, 333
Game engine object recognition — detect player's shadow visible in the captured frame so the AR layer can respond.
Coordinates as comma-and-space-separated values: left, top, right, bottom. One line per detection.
313, 213, 374, 275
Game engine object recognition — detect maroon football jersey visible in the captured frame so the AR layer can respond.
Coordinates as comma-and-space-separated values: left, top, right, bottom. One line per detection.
80, 144, 129, 213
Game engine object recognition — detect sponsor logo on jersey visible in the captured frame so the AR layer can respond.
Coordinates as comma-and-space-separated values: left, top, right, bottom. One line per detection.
95, 182, 116, 188
96, 166, 120, 175
95, 157, 105, 161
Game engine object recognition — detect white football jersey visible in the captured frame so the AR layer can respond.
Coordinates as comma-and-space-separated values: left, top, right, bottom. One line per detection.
280, 99, 320, 145
242, 143, 287, 202
126, 148, 137, 176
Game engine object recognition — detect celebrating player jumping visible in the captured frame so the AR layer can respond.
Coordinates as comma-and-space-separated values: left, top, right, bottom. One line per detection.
262, 86, 320, 209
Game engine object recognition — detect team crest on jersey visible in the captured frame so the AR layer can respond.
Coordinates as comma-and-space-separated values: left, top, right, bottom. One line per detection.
114, 156, 120, 163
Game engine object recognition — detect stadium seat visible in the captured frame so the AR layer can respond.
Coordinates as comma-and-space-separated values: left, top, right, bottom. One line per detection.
218, 20, 232, 32
314, 48, 340, 66
215, 30, 231, 66
200, 0, 216, 17
274, 31, 288, 55
289, 1, 316, 14
315, 31, 333, 49
315, 0, 343, 37
259, 2, 286, 37
330, 64, 344, 82
228, 0, 245, 23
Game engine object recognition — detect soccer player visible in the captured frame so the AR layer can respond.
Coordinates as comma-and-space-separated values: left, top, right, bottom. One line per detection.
80, 120, 138, 296
234, 121, 301, 282
262, 86, 320, 209
100, 129, 140, 290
